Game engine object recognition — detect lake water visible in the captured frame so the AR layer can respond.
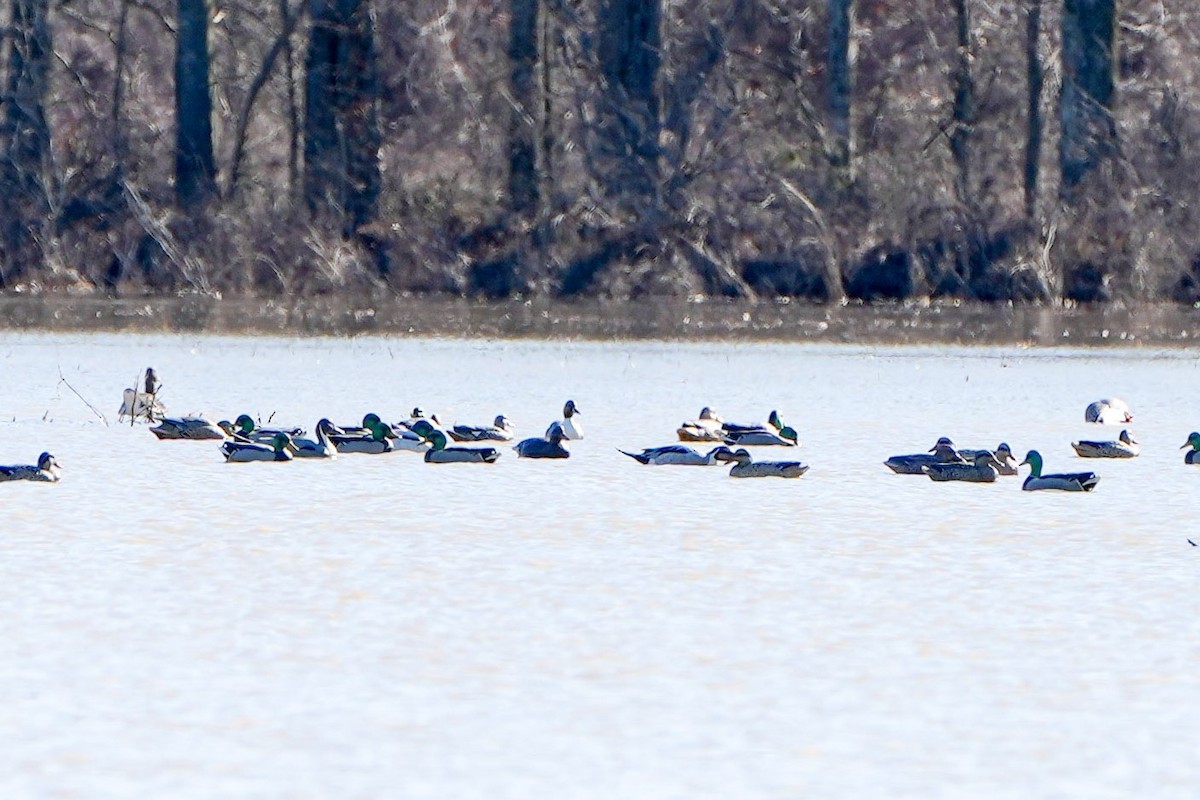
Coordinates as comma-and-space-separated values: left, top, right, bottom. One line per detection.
1, 332, 1198, 798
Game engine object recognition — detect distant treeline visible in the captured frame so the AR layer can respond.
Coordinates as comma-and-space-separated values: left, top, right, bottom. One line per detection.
0, 0, 1197, 304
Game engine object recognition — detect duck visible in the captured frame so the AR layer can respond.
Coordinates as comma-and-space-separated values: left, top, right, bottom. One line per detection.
720, 410, 780, 436
149, 416, 227, 440
619, 444, 737, 466
339, 413, 428, 451
884, 437, 963, 474
1019, 450, 1099, 491
1180, 432, 1200, 464
230, 414, 305, 443
0, 452, 62, 482
924, 451, 1002, 483
1072, 429, 1139, 459
515, 423, 570, 459
677, 407, 725, 442
726, 448, 808, 478
220, 432, 294, 462
957, 442, 1019, 475
331, 418, 400, 454
545, 400, 583, 441
723, 410, 799, 447
422, 429, 501, 463
1085, 398, 1133, 425
449, 415, 515, 442
287, 419, 339, 459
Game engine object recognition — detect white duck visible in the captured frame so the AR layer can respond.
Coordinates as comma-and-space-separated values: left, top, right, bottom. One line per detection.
619, 444, 737, 466
1085, 398, 1133, 425
677, 407, 725, 442
545, 400, 583, 440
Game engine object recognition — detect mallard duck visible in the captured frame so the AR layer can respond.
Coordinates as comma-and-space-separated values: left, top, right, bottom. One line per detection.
721, 410, 799, 446
331, 418, 401, 454
220, 432, 294, 462
287, 419, 338, 458
1085, 398, 1133, 424
231, 414, 305, 442
422, 430, 500, 463
515, 423, 570, 459
677, 407, 725, 442
885, 437, 963, 474
1180, 432, 1200, 463
339, 413, 427, 451
149, 416, 226, 440
924, 451, 1002, 483
1019, 450, 1099, 491
0, 452, 62, 482
449, 415, 515, 442
726, 448, 808, 478
957, 442, 1018, 475
1072, 429, 1139, 459
545, 400, 583, 441
619, 444, 737, 466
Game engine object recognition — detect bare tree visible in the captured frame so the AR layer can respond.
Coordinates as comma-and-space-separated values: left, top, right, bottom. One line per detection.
304, 0, 382, 235
1060, 0, 1117, 196
828, 0, 853, 189
0, 0, 53, 284
175, 0, 217, 209
1023, 0, 1042, 219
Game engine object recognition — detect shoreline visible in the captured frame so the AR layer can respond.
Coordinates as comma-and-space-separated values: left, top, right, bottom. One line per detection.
0, 294, 1197, 346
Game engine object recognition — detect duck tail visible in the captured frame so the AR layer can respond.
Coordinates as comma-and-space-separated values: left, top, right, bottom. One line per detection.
618, 449, 650, 465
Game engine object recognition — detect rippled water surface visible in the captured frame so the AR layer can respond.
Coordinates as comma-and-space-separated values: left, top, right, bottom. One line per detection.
2, 332, 1199, 799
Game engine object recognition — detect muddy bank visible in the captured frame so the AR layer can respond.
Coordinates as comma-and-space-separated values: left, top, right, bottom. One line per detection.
0, 295, 1197, 346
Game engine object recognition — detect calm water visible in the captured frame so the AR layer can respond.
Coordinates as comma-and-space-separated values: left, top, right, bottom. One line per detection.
1, 332, 1199, 798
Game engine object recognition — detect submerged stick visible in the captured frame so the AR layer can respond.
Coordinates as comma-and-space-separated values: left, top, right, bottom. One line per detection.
58, 366, 109, 426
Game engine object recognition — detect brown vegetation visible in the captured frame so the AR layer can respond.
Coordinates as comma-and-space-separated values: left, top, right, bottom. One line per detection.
0, 0, 1197, 305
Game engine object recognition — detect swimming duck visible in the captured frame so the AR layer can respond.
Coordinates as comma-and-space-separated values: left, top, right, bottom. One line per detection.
220, 432, 294, 462
545, 400, 583, 441
516, 423, 570, 459
449, 415, 515, 442
677, 407, 725, 442
1019, 450, 1099, 491
957, 442, 1019, 475
1180, 432, 1200, 463
924, 451, 1002, 483
720, 410, 780, 436
726, 448, 808, 478
422, 430, 501, 463
0, 452, 62, 482
287, 419, 339, 459
885, 438, 963, 474
722, 410, 799, 446
149, 416, 226, 440
1085, 398, 1133, 425
331, 418, 401, 454
231, 414, 305, 442
340, 413, 427, 451
619, 444, 738, 466
1072, 429, 1139, 459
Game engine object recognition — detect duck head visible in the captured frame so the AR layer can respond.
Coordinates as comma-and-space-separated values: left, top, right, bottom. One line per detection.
426, 430, 449, 451
37, 452, 59, 472
235, 414, 256, 434
493, 414, 513, 430
563, 400, 580, 418
1119, 429, 1137, 445
270, 432, 291, 452
699, 407, 721, 422
710, 446, 738, 463
730, 448, 753, 466
1019, 449, 1043, 477
1181, 432, 1200, 451
546, 422, 567, 444
410, 419, 437, 439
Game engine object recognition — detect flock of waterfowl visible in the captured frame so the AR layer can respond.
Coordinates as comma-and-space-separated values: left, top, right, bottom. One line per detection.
2, 388, 1198, 490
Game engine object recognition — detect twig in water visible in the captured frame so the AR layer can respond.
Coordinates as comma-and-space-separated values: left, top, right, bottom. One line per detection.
58, 366, 109, 426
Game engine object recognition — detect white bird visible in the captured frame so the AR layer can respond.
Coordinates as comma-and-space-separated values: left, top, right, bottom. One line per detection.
545, 399, 583, 440
619, 444, 737, 466
1085, 398, 1133, 425
1072, 429, 1139, 459
0, 452, 62, 482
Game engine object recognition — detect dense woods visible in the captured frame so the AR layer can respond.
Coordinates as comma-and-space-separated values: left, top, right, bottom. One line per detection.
0, 0, 1198, 304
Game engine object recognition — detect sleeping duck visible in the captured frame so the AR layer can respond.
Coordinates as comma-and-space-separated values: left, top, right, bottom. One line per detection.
677, 407, 725, 442
619, 444, 737, 466
220, 432, 294, 462
885, 438, 963, 474
1085, 398, 1133, 425
722, 411, 799, 447
150, 416, 226, 440
924, 451, 1002, 483
450, 415, 515, 442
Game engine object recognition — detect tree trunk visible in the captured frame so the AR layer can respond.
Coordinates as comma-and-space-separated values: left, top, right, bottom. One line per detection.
949, 0, 973, 207
508, 0, 540, 215
0, 0, 52, 285
1060, 0, 1116, 196
827, 0, 853, 186
1023, 0, 1043, 219
596, 0, 661, 212
175, 0, 217, 209
304, 0, 382, 235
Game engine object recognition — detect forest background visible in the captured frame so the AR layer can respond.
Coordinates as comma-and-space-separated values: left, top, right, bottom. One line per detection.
0, 0, 1196, 307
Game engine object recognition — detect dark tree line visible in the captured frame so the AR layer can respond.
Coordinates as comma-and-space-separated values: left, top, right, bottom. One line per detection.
1, 0, 1198, 304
